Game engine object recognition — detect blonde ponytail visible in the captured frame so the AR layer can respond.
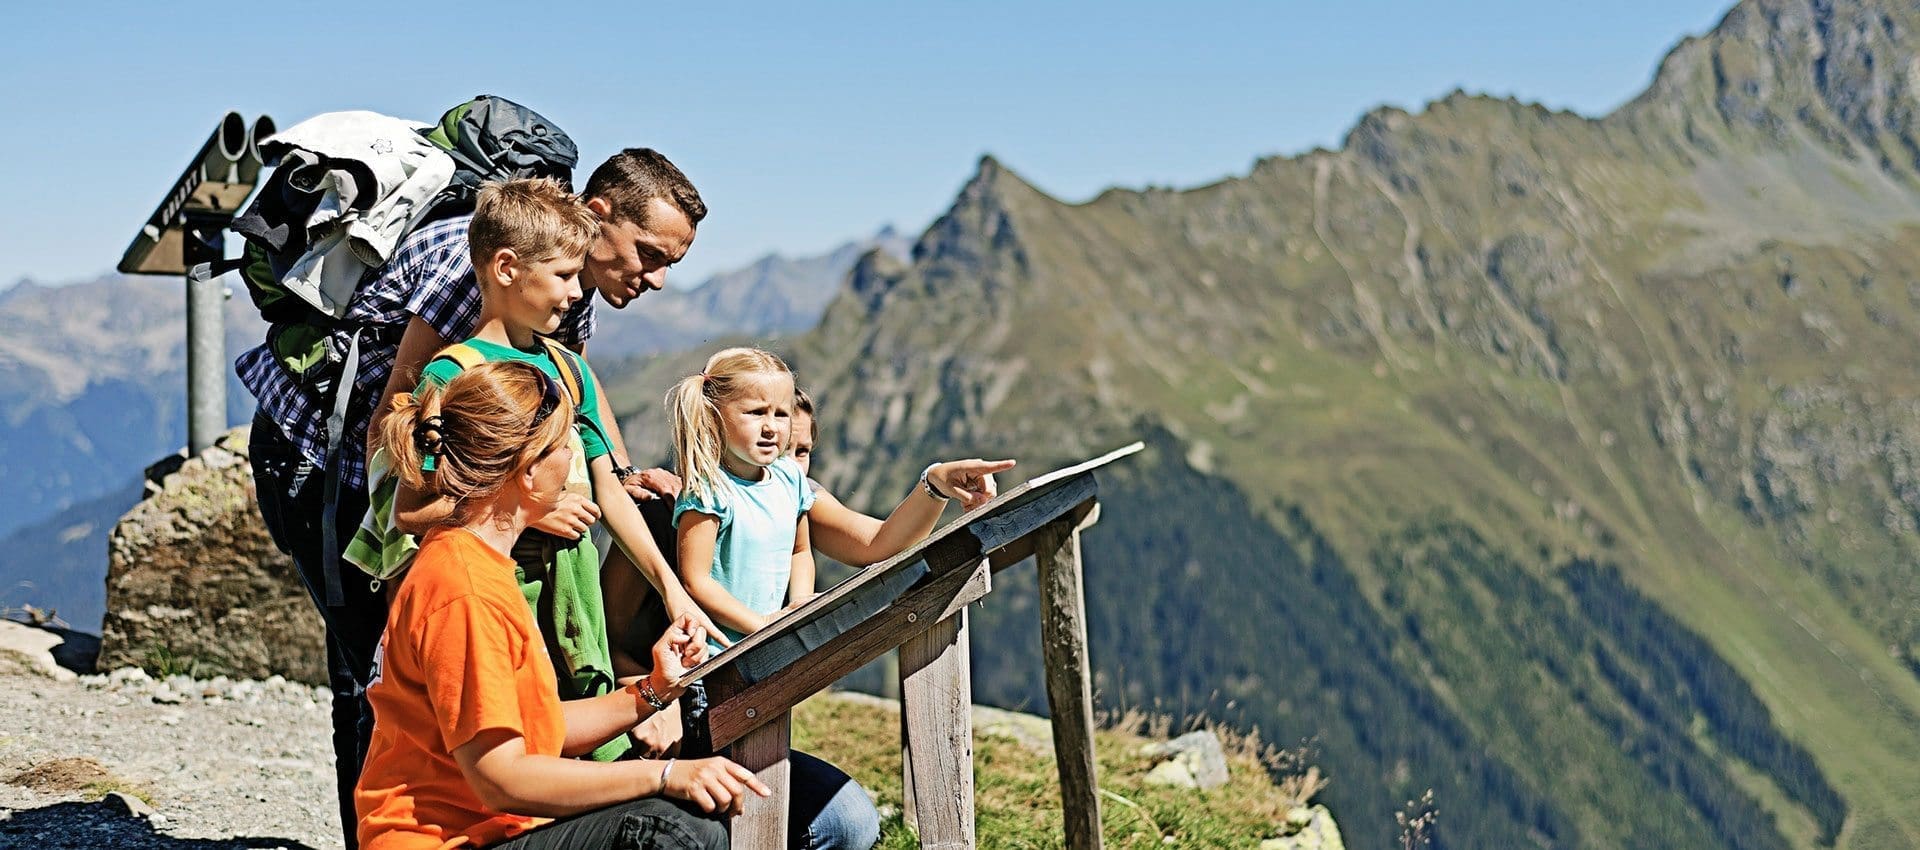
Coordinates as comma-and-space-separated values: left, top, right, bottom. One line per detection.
668, 374, 725, 505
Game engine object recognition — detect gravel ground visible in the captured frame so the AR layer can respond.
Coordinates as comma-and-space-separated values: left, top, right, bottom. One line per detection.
0, 650, 342, 849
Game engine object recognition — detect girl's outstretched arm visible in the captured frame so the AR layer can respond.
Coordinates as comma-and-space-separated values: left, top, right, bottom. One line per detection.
677, 511, 773, 635
810, 458, 1017, 567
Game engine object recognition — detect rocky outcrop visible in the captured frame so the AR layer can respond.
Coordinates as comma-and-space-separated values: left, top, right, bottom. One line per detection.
96, 426, 324, 684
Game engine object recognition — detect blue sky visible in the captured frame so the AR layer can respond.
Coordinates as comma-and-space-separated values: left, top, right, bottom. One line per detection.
2, 1, 1734, 288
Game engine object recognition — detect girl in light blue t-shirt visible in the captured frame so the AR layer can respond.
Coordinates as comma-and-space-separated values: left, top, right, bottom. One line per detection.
668, 347, 816, 648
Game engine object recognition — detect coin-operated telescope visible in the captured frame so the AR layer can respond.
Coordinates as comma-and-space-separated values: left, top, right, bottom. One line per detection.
117, 111, 274, 454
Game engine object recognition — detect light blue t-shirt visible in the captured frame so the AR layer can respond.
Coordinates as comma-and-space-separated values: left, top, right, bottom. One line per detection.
674, 455, 816, 647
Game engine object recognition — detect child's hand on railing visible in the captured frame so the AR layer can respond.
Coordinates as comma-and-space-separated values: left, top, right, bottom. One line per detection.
929, 458, 1018, 510
529, 492, 601, 539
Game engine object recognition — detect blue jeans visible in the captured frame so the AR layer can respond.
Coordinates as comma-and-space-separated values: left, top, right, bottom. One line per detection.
680, 683, 881, 850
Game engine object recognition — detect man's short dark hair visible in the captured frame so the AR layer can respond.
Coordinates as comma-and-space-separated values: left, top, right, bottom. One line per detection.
583, 148, 707, 228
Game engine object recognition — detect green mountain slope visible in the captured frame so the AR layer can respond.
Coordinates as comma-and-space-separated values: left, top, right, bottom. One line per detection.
659, 1, 1920, 846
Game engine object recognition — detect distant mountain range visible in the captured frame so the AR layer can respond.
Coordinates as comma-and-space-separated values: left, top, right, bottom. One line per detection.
0, 229, 901, 629
587, 228, 910, 359
594, 1, 1920, 847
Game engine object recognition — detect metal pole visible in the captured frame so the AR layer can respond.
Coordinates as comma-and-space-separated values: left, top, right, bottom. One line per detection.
185, 270, 226, 454
183, 213, 227, 455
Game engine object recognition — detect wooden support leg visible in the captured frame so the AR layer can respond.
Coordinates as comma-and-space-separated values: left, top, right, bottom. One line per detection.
730, 712, 791, 850
900, 609, 976, 848
898, 654, 918, 831
1036, 522, 1103, 850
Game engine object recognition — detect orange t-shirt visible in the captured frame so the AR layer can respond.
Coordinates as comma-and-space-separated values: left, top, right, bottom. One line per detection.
355, 527, 567, 849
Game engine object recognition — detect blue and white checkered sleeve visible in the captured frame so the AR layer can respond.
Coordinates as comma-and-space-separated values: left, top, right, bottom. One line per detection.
555, 297, 596, 347
403, 238, 480, 343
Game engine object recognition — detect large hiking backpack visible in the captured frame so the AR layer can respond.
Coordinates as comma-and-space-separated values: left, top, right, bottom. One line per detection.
225, 95, 578, 607
421, 96, 580, 223
234, 95, 579, 384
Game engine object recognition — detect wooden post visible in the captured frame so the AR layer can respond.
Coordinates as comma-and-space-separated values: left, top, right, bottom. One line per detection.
899, 609, 976, 848
1035, 519, 1103, 850
730, 712, 791, 850
899, 666, 917, 831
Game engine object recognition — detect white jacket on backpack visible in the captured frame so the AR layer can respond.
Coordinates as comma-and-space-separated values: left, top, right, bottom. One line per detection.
262, 111, 456, 317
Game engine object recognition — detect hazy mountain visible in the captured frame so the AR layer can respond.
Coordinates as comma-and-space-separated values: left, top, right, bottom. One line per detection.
0, 274, 262, 541
586, 227, 910, 360
630, 1, 1920, 847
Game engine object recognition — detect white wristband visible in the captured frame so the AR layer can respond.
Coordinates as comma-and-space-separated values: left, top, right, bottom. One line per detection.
919, 463, 948, 501
661, 758, 676, 790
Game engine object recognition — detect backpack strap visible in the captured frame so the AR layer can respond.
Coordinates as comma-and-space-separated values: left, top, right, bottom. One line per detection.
536, 336, 586, 407
536, 337, 613, 450
429, 342, 487, 374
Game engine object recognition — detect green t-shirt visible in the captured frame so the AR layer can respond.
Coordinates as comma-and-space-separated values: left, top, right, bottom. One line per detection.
417, 337, 612, 461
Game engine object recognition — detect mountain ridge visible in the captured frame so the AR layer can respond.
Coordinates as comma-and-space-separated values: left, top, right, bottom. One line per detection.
759, 1, 1920, 846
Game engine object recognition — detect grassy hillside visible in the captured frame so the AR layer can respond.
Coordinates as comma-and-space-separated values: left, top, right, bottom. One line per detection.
792, 692, 1327, 848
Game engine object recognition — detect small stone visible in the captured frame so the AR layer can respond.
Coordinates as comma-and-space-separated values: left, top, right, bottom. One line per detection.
1262, 805, 1346, 850
1146, 759, 1200, 788
108, 667, 150, 686
101, 791, 154, 819
1140, 730, 1229, 789
148, 812, 168, 828
150, 686, 185, 705
1286, 806, 1314, 829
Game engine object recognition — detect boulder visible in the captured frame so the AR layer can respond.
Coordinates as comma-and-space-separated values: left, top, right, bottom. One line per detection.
0, 619, 77, 681
1140, 729, 1229, 789
97, 426, 326, 684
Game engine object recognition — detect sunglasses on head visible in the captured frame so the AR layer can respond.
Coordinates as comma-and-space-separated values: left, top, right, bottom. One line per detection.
511, 361, 563, 435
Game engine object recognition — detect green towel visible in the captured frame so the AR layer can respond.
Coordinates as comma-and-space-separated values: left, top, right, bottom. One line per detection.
512, 531, 631, 763
345, 448, 419, 583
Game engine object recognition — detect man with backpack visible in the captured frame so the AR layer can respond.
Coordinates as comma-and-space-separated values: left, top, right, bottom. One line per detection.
236, 98, 711, 847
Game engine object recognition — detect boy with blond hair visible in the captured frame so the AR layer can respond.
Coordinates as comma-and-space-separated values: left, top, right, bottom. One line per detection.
383, 178, 716, 761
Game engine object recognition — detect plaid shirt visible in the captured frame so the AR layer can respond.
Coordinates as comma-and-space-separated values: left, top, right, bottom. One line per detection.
235, 215, 596, 490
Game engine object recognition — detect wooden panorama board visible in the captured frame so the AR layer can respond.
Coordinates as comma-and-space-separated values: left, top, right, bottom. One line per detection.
673, 442, 1144, 694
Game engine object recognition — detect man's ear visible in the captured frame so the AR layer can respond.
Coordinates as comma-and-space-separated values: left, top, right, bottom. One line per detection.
489, 248, 520, 287
586, 196, 611, 220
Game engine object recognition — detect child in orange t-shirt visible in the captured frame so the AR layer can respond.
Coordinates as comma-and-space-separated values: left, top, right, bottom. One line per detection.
355, 360, 767, 850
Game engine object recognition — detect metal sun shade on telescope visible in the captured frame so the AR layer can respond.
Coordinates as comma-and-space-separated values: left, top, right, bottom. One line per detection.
118, 111, 274, 275
116, 111, 274, 455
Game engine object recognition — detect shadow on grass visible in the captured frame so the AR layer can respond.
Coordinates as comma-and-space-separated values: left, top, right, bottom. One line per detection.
0, 799, 319, 849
